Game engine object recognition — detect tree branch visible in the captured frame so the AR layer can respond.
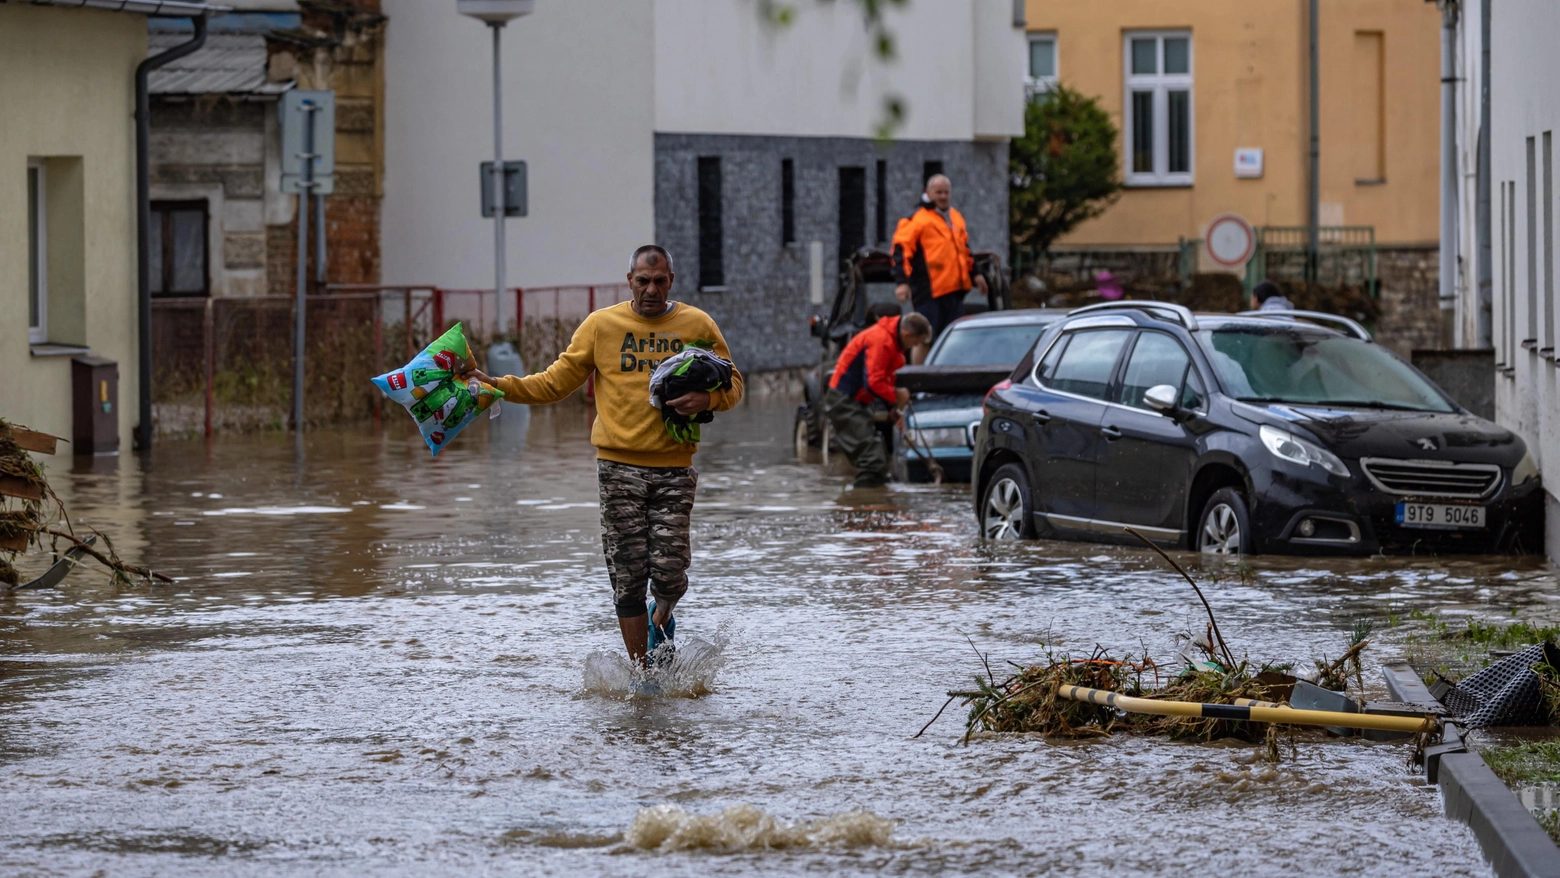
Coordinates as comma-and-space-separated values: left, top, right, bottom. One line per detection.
42, 528, 174, 584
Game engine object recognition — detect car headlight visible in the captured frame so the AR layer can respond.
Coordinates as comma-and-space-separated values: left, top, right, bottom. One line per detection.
1513, 450, 1540, 486
910, 427, 970, 448
1259, 424, 1349, 477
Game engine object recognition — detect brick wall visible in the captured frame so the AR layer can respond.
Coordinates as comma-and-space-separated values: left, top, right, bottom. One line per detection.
263, 192, 380, 297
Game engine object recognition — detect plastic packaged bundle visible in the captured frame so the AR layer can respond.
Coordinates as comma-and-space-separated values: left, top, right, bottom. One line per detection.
372, 323, 504, 455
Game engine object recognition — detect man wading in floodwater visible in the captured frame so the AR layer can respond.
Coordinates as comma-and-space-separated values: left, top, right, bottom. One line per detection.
463, 246, 743, 677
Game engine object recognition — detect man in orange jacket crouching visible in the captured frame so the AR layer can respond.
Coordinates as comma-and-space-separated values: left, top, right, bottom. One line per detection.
822, 312, 932, 488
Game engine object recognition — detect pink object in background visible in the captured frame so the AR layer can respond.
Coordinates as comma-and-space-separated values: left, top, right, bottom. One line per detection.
1095, 270, 1124, 300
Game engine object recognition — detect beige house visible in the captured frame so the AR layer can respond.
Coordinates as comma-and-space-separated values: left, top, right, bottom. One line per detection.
1, 1, 220, 451
1025, 0, 1443, 248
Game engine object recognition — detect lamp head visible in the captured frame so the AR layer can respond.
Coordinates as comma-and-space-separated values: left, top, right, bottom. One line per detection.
457, 0, 535, 24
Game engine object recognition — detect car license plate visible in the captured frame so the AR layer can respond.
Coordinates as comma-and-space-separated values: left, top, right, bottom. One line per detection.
1395, 502, 1485, 529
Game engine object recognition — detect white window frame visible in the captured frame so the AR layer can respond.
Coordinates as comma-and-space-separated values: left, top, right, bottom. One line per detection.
1026, 32, 1058, 97
1123, 31, 1194, 187
27, 159, 47, 345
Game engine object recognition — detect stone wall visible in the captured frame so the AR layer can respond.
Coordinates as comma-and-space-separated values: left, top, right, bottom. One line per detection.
1376, 244, 1441, 357
655, 133, 1009, 372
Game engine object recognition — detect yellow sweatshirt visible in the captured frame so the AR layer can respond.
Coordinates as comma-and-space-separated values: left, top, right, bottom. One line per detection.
492, 301, 744, 468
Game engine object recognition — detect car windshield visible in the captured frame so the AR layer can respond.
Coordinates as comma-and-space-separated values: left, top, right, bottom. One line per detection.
929, 323, 1051, 366
1197, 325, 1456, 413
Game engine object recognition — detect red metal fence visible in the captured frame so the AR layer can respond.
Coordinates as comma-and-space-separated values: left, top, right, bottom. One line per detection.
150, 284, 631, 436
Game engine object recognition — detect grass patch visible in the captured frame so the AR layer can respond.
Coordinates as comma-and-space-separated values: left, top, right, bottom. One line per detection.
1408, 610, 1560, 649
1482, 740, 1560, 845
1400, 610, 1560, 683
1481, 740, 1560, 787
1537, 809, 1560, 845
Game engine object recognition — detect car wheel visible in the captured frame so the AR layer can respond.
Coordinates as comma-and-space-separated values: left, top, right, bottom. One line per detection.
1197, 487, 1253, 555
981, 463, 1035, 541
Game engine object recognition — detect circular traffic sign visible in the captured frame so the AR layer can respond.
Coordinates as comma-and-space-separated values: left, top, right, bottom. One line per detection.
1205, 213, 1256, 269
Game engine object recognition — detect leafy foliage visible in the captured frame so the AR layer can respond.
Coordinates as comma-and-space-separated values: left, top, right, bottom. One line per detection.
760, 0, 908, 138
1010, 85, 1123, 255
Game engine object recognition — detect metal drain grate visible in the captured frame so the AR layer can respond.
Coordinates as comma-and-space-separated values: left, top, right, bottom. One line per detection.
1431, 641, 1560, 728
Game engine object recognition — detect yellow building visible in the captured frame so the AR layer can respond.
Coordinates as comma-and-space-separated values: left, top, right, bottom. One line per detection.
0, 2, 215, 452
1025, 0, 1443, 250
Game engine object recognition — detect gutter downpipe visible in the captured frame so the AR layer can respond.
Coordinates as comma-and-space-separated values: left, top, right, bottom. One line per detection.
1476, 0, 1493, 348
1439, 1, 1460, 343
1307, 0, 1320, 283
135, 15, 209, 452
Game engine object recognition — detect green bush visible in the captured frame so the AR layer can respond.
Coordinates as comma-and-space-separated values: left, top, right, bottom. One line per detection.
1010, 85, 1123, 257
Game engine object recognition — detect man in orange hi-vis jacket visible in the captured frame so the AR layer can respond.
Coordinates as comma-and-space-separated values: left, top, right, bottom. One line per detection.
891, 174, 989, 361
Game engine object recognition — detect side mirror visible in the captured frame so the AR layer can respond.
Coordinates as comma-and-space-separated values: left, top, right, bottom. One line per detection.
1144, 384, 1180, 415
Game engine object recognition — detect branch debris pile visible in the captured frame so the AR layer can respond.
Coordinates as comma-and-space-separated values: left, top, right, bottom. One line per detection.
0, 420, 171, 588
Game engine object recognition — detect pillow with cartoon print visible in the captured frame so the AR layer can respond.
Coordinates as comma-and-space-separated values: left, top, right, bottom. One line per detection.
371, 322, 503, 455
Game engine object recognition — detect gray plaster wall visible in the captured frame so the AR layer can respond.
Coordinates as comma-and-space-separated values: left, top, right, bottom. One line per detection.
655, 132, 1009, 372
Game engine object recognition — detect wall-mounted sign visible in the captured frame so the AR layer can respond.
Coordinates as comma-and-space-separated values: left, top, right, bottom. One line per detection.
1234, 147, 1264, 179
1205, 213, 1256, 269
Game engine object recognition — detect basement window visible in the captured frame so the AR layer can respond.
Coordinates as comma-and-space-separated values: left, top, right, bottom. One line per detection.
149, 200, 209, 297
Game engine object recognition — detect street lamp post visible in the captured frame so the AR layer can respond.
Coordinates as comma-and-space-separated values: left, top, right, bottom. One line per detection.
458, 0, 535, 337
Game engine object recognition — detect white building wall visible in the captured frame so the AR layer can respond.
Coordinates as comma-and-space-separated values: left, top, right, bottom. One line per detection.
1453, 0, 1483, 349
380, 0, 1023, 295
652, 0, 1022, 141
971, 0, 1026, 140
1490, 0, 1560, 558
379, 0, 655, 291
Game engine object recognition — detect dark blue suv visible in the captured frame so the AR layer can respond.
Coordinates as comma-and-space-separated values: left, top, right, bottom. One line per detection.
972, 302, 1543, 555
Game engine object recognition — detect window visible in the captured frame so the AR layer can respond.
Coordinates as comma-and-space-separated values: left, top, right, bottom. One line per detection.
930, 323, 1052, 367
1120, 332, 1192, 411
1181, 368, 1206, 411
1352, 32, 1385, 184
697, 156, 724, 289
922, 160, 943, 187
27, 160, 46, 344
1527, 137, 1537, 343
781, 158, 795, 246
1047, 329, 1131, 400
1124, 32, 1193, 186
1507, 180, 1518, 363
1546, 132, 1554, 352
1199, 327, 1456, 413
148, 200, 209, 297
1035, 334, 1069, 384
1026, 33, 1057, 95
838, 166, 866, 271
874, 159, 887, 244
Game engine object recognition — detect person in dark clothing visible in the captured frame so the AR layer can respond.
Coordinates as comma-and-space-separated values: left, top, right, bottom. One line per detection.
823, 312, 932, 488
890, 175, 988, 362
1251, 280, 1296, 312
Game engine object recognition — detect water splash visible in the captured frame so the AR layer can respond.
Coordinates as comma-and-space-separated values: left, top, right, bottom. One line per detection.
624, 804, 896, 852
581, 628, 730, 697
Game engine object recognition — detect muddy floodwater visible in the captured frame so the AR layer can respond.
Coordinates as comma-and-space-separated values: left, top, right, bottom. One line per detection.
4, 399, 1558, 876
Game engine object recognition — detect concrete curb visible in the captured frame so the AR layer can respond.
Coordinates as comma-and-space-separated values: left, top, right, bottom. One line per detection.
1438, 749, 1560, 878
1383, 661, 1560, 878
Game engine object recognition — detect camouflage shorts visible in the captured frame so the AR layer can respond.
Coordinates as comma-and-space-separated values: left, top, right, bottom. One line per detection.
598, 460, 698, 618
